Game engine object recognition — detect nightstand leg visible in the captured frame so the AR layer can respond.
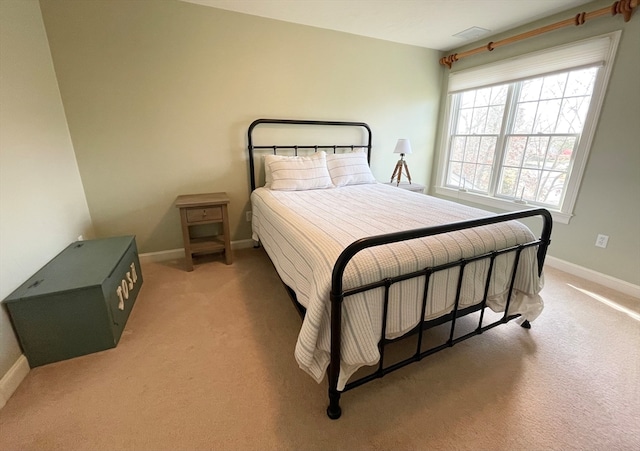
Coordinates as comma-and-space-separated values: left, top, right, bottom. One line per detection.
222, 205, 232, 265
180, 209, 194, 271
184, 251, 193, 271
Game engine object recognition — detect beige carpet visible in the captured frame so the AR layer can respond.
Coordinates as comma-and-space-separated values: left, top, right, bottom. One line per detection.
1, 248, 638, 451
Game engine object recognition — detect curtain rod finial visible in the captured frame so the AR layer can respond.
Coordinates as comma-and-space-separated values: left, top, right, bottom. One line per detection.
612, 0, 637, 22
440, 53, 458, 69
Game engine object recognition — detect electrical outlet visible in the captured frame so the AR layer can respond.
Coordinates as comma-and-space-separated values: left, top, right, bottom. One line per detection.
595, 234, 609, 248
246, 211, 252, 222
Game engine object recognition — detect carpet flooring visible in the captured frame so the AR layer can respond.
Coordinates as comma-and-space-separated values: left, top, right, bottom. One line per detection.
0, 248, 638, 450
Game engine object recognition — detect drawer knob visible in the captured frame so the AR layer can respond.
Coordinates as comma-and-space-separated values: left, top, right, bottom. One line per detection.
202, 210, 207, 217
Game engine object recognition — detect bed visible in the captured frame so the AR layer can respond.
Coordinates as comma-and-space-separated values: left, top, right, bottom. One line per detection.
248, 118, 552, 419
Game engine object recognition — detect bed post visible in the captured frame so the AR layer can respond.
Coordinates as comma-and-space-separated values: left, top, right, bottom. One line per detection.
536, 209, 553, 278
327, 289, 343, 419
522, 208, 552, 330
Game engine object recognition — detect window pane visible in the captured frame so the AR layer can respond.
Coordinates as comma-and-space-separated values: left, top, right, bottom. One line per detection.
537, 171, 566, 206
520, 78, 542, 102
475, 88, 491, 106
464, 137, 480, 162
486, 105, 504, 133
556, 96, 590, 133
489, 85, 508, 104
513, 102, 537, 133
504, 137, 526, 166
451, 136, 466, 161
533, 99, 561, 133
461, 163, 476, 188
471, 107, 488, 134
565, 67, 597, 96
498, 167, 519, 197
478, 137, 497, 164
460, 91, 476, 108
518, 169, 541, 201
546, 136, 575, 171
523, 137, 549, 169
540, 72, 568, 100
475, 165, 492, 192
446, 162, 462, 187
456, 108, 473, 134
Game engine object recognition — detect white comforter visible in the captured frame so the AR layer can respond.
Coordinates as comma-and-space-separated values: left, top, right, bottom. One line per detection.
251, 183, 544, 389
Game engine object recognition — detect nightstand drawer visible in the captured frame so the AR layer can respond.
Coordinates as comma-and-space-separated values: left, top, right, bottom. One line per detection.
186, 206, 222, 223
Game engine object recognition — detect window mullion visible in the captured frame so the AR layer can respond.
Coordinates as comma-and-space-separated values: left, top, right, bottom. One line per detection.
489, 84, 519, 196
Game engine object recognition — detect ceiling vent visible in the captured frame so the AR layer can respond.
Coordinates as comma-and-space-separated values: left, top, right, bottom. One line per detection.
453, 26, 491, 40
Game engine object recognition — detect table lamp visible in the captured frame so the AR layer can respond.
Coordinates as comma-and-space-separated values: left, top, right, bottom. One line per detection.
390, 139, 412, 185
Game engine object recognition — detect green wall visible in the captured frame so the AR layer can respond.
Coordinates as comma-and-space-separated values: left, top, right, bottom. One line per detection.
39, 0, 442, 254
432, 0, 640, 285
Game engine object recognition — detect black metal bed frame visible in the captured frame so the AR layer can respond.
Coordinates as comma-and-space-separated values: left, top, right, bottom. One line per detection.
248, 118, 553, 420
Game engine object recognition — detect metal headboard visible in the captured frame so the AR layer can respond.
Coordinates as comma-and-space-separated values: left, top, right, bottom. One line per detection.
247, 119, 372, 191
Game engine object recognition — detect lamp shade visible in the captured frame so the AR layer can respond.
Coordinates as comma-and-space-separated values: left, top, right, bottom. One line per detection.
393, 139, 412, 155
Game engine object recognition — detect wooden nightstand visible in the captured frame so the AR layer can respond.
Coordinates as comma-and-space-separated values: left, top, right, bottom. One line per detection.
175, 192, 232, 271
384, 181, 425, 193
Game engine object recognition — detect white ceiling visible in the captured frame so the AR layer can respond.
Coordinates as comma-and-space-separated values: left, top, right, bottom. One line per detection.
181, 0, 594, 51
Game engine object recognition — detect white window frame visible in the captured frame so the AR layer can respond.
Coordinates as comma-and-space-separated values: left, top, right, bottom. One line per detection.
435, 32, 621, 224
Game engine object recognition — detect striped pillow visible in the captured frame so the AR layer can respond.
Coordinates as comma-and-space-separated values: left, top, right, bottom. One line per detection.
265, 151, 334, 191
326, 151, 376, 186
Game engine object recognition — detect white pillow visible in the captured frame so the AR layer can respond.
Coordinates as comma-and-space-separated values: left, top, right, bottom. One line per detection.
264, 151, 334, 191
264, 153, 320, 188
326, 151, 377, 187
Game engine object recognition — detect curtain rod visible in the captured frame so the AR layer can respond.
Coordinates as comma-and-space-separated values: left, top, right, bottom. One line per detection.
440, 0, 638, 68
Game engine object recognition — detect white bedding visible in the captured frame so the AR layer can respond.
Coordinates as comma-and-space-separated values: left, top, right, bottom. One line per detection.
251, 183, 544, 390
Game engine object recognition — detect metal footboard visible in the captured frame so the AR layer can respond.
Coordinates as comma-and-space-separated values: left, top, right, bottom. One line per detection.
326, 208, 552, 419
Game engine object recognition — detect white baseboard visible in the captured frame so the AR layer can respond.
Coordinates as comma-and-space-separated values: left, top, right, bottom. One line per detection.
0, 354, 30, 410
139, 239, 256, 264
545, 256, 640, 299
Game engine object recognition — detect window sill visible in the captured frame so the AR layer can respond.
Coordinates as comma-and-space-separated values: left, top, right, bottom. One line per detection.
434, 186, 572, 224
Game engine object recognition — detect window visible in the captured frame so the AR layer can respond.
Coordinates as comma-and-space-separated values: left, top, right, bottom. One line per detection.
436, 33, 620, 224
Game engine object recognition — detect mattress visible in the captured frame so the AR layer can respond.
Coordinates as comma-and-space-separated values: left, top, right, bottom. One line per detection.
251, 183, 544, 390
